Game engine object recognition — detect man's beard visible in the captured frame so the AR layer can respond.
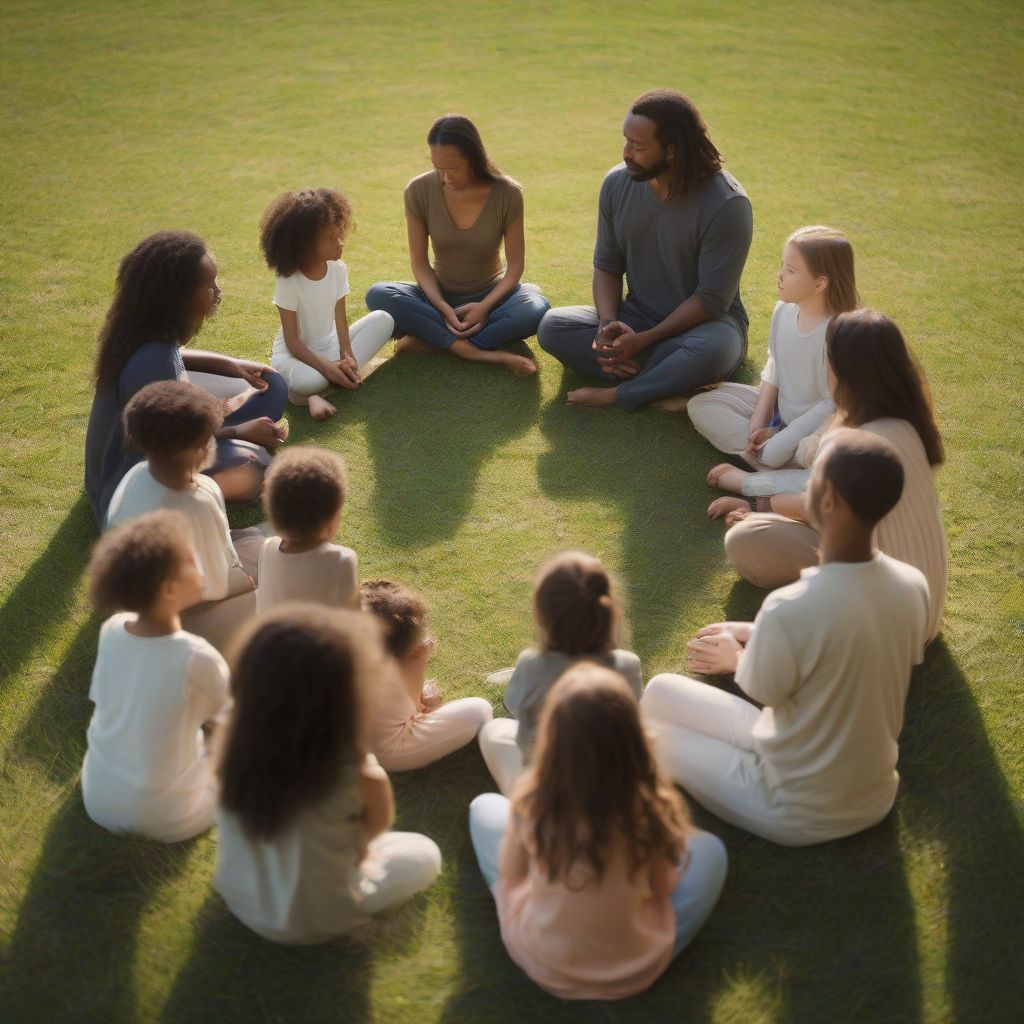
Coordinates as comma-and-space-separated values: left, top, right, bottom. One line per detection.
624, 157, 671, 181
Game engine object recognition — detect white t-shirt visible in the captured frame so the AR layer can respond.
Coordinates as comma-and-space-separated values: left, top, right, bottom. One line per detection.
255, 537, 359, 614
81, 614, 231, 842
270, 260, 351, 361
736, 554, 929, 832
214, 757, 369, 944
759, 302, 835, 467
106, 463, 242, 601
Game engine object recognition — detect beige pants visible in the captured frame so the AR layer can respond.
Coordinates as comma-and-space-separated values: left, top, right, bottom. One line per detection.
724, 513, 819, 590
376, 697, 493, 773
477, 717, 525, 796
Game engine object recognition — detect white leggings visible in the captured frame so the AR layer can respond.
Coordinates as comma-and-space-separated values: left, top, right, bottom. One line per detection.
272, 310, 394, 397
376, 697, 493, 773
477, 717, 525, 796
640, 673, 854, 847
355, 831, 443, 915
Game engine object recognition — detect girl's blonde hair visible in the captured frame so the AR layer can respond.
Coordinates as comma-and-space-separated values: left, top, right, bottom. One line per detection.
533, 551, 620, 657
787, 225, 859, 315
512, 664, 690, 885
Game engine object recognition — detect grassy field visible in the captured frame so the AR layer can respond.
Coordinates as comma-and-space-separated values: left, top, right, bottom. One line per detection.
1, 1, 1022, 1021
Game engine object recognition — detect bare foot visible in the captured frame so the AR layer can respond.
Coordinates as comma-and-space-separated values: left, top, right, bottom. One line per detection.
567, 386, 617, 407
707, 496, 751, 519
287, 389, 311, 407
706, 463, 749, 493
308, 394, 337, 420
395, 335, 439, 356
498, 353, 538, 375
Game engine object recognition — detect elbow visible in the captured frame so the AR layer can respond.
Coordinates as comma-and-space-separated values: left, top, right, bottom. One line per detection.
694, 289, 729, 321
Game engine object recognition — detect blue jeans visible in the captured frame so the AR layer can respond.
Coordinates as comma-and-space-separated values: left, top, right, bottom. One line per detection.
365, 281, 550, 351
537, 301, 745, 411
468, 793, 728, 959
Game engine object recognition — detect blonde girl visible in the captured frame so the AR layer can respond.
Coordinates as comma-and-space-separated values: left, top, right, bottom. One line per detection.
687, 226, 859, 517
469, 664, 728, 1001
477, 551, 642, 795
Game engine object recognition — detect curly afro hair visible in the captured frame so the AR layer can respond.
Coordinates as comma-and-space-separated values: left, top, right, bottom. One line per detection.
259, 188, 353, 277
263, 445, 348, 543
123, 380, 222, 458
360, 580, 429, 660
89, 509, 194, 612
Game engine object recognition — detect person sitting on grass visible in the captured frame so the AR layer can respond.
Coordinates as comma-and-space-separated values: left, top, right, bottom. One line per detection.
85, 229, 287, 523
469, 664, 728, 1001
641, 430, 930, 847
214, 604, 443, 944
81, 510, 231, 842
256, 445, 359, 613
477, 551, 642, 796
106, 380, 262, 652
361, 580, 493, 772
261, 187, 395, 421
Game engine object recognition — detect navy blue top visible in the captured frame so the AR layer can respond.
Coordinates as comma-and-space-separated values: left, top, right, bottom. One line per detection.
84, 342, 185, 525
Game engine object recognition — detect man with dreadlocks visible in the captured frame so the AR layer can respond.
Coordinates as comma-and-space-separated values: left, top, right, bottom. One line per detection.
539, 89, 753, 411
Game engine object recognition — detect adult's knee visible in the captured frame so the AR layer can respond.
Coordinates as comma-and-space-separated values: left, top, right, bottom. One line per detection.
724, 520, 791, 590
537, 307, 573, 355
261, 367, 288, 417
364, 281, 396, 312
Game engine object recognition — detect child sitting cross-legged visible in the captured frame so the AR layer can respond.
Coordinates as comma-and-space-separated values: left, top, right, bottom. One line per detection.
361, 580, 493, 772
256, 445, 359, 614
106, 380, 266, 652
81, 510, 231, 842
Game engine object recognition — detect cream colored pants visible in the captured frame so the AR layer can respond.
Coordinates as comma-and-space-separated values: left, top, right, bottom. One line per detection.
724, 513, 819, 590
477, 717, 525, 796
376, 697, 493, 772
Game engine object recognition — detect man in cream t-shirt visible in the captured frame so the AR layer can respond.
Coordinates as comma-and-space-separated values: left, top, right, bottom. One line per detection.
641, 428, 930, 845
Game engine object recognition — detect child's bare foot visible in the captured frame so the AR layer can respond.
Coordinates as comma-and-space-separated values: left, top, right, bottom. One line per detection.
706, 463, 749, 493
708, 496, 751, 519
308, 394, 336, 420
395, 335, 439, 356
287, 389, 311, 407
567, 386, 617, 407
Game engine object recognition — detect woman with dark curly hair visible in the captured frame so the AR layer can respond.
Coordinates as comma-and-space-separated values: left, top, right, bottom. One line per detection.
85, 230, 288, 524
365, 114, 550, 374
260, 188, 394, 421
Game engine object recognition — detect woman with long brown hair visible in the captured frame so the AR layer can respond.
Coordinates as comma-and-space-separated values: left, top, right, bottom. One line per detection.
469, 664, 727, 1001
213, 605, 442, 944
723, 308, 947, 640
365, 114, 550, 374
84, 230, 287, 523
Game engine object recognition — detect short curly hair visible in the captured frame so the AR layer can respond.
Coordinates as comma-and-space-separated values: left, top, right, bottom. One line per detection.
263, 445, 348, 543
259, 188, 353, 278
89, 510, 194, 612
360, 580, 428, 659
123, 380, 222, 458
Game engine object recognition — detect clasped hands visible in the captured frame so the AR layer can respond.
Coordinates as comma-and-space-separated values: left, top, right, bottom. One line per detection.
443, 301, 489, 339
686, 621, 753, 675
593, 320, 643, 379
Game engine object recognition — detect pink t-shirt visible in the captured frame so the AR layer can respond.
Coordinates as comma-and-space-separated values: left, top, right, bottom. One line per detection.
494, 816, 677, 1000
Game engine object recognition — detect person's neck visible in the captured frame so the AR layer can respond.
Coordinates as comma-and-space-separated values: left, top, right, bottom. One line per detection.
279, 533, 326, 554
648, 172, 673, 202
818, 519, 875, 565
302, 258, 329, 280
147, 456, 199, 491
797, 294, 830, 330
125, 607, 181, 638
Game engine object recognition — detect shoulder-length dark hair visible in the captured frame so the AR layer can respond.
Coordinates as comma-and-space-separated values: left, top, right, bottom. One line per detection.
512, 664, 690, 885
218, 605, 387, 841
94, 230, 209, 391
827, 309, 944, 466
533, 551, 620, 657
630, 88, 723, 199
427, 114, 502, 182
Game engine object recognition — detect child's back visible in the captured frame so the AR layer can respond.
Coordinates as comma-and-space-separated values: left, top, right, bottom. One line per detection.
256, 537, 358, 613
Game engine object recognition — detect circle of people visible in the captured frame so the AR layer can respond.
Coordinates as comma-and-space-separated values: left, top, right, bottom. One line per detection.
79, 89, 948, 1001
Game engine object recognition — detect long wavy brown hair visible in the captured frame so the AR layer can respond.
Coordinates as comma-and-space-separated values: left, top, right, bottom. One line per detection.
630, 88, 723, 198
827, 309, 944, 466
512, 664, 690, 885
94, 230, 209, 391
218, 605, 387, 841
534, 551, 620, 657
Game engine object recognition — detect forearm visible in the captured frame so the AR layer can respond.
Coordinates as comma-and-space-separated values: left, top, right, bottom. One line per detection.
478, 263, 523, 313
285, 333, 337, 376
633, 293, 715, 351
750, 383, 779, 431
411, 260, 452, 315
592, 267, 623, 324
181, 349, 239, 376
334, 310, 353, 356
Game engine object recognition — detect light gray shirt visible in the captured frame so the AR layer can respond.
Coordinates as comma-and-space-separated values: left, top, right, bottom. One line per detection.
504, 648, 643, 757
594, 164, 752, 334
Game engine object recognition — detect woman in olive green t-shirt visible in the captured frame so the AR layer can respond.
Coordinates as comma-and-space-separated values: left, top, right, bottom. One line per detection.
366, 115, 550, 374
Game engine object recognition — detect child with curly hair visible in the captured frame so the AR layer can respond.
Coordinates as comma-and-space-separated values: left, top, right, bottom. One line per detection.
82, 510, 231, 842
260, 188, 395, 420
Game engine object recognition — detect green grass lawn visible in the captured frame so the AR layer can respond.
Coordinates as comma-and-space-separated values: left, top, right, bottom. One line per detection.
1, 1, 1022, 1021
